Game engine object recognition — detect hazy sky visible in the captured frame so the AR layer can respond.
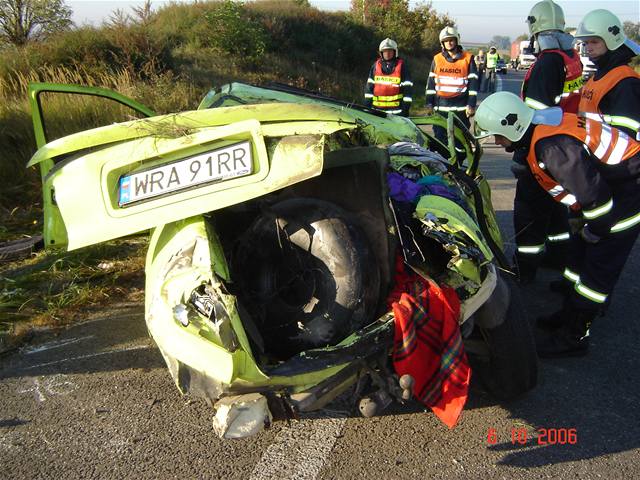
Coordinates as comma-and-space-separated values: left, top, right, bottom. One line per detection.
69, 0, 639, 43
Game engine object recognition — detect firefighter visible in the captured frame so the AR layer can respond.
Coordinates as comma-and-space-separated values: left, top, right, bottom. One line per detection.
540, 9, 640, 301
475, 49, 486, 92
364, 38, 413, 116
475, 91, 640, 357
574, 9, 640, 140
425, 26, 479, 148
511, 0, 584, 284
484, 46, 500, 92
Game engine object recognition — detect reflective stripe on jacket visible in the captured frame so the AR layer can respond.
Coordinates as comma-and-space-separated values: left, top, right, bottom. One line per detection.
433, 52, 473, 98
527, 113, 640, 209
522, 49, 583, 113
372, 59, 404, 108
579, 65, 640, 139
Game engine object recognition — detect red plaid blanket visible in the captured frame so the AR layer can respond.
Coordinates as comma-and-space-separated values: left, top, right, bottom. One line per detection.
387, 257, 471, 428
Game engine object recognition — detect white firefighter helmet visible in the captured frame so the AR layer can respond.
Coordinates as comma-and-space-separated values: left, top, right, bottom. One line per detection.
575, 9, 640, 54
474, 92, 534, 142
527, 0, 565, 36
378, 38, 398, 57
439, 26, 460, 44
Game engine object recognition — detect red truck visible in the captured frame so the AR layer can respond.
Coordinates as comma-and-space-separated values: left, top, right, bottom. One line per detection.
510, 40, 536, 70
510, 41, 519, 67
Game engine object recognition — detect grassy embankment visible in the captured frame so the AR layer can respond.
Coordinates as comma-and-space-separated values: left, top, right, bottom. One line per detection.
0, 0, 434, 350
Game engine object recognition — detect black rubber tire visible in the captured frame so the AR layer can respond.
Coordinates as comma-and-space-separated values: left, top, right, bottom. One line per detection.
233, 198, 380, 360
472, 274, 538, 400
0, 235, 44, 263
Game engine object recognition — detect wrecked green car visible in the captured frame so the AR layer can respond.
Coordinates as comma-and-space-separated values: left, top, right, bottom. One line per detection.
28, 82, 537, 437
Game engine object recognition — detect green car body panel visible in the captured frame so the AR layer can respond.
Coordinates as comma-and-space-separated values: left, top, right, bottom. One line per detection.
28, 81, 508, 419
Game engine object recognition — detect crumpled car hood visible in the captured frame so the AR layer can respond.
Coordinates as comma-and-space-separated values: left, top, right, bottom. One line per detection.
28, 102, 362, 168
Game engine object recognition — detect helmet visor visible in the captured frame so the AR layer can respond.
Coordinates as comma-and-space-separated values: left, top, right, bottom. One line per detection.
624, 38, 640, 55
473, 122, 494, 140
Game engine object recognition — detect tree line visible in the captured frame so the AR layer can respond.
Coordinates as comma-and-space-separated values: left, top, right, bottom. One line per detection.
0, 0, 454, 53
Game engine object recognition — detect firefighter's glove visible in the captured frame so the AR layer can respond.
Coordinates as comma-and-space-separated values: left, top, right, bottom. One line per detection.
465, 106, 475, 118
510, 163, 528, 178
425, 105, 434, 115
568, 217, 585, 235
580, 225, 601, 244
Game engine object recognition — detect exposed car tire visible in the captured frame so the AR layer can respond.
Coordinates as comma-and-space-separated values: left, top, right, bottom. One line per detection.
233, 198, 380, 360
470, 274, 538, 400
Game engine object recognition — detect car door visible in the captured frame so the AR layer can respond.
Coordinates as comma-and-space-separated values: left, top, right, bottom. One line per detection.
28, 83, 156, 248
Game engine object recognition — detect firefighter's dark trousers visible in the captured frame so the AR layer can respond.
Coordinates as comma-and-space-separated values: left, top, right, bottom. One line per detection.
433, 110, 470, 159
514, 169, 570, 272
563, 179, 640, 310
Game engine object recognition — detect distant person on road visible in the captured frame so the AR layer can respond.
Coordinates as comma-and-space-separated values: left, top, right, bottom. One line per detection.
475, 49, 486, 91
573, 9, 640, 141
364, 38, 413, 116
476, 91, 640, 358
511, 0, 584, 285
425, 26, 479, 150
484, 46, 500, 92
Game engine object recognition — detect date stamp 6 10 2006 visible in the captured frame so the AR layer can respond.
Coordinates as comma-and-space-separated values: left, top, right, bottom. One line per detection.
486, 427, 578, 446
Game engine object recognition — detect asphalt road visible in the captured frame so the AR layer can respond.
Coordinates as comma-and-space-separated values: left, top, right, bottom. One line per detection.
2, 69, 639, 479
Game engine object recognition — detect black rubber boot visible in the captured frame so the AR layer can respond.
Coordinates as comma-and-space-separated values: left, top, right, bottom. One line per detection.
548, 278, 572, 295
535, 308, 597, 358
536, 307, 566, 331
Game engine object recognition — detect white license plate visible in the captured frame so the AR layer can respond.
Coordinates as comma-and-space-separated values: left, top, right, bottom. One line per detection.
118, 141, 253, 206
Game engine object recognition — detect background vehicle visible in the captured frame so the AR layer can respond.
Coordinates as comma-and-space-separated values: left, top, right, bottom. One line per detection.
27, 82, 538, 438
496, 59, 508, 74
510, 41, 520, 67
511, 39, 537, 69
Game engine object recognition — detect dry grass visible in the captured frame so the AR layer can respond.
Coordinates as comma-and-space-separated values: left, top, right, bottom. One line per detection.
0, 64, 137, 99
0, 237, 147, 351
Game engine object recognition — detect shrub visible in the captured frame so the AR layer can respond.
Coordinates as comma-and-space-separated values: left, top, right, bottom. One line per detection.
250, 5, 376, 72
202, 0, 268, 62
349, 0, 454, 55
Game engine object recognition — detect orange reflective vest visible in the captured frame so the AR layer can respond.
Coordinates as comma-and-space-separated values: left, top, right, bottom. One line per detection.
433, 52, 472, 98
522, 49, 583, 113
527, 114, 640, 209
372, 59, 404, 109
579, 65, 640, 135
